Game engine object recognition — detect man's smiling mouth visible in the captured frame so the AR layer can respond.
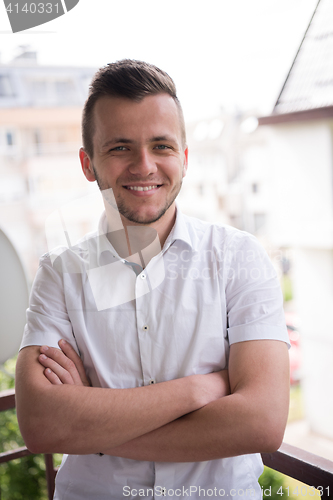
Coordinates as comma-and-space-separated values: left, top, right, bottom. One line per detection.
124, 185, 162, 191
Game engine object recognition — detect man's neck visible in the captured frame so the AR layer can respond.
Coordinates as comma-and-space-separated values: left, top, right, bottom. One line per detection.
105, 205, 177, 267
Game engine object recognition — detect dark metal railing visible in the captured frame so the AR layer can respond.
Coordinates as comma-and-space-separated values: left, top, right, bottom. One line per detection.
262, 443, 333, 497
0, 389, 56, 500
1, 389, 333, 499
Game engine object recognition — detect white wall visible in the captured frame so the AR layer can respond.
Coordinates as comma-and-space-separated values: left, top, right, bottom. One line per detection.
293, 247, 333, 439
265, 121, 333, 248
262, 119, 333, 439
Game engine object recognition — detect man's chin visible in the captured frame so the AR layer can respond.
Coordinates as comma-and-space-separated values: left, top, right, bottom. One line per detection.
118, 205, 171, 225
121, 212, 164, 225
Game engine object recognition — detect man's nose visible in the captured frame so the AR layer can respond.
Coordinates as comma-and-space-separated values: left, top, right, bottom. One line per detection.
128, 149, 157, 176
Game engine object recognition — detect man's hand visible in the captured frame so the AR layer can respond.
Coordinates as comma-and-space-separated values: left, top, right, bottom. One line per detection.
17, 343, 230, 455
38, 340, 230, 406
104, 340, 290, 462
38, 340, 90, 387
16, 339, 288, 459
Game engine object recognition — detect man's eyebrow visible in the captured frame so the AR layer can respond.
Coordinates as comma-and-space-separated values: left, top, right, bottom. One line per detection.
150, 135, 176, 143
101, 135, 178, 150
101, 138, 134, 149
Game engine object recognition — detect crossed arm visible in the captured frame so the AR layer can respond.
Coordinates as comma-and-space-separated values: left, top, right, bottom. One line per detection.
15, 338, 289, 462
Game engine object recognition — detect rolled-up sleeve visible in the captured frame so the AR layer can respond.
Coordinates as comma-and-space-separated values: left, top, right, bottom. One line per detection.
225, 231, 290, 347
20, 253, 75, 351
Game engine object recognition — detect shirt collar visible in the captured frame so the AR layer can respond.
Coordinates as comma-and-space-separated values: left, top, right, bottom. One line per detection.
162, 205, 194, 252
95, 213, 121, 266
95, 205, 195, 266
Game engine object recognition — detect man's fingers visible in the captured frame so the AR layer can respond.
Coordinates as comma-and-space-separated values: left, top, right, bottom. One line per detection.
58, 340, 90, 387
39, 353, 75, 385
44, 367, 63, 385
38, 343, 90, 387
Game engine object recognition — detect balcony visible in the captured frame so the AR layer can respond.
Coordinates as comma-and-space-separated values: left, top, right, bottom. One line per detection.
1, 388, 333, 499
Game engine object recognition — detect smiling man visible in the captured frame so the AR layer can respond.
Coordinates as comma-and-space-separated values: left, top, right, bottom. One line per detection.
15, 60, 290, 500
80, 91, 188, 243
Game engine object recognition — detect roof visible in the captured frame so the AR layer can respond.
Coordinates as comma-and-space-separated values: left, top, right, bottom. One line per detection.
0, 55, 97, 108
260, 0, 333, 124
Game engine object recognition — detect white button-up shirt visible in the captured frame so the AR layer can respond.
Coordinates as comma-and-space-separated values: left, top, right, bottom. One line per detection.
21, 208, 289, 500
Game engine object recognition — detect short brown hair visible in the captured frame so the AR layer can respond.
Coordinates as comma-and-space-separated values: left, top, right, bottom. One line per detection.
82, 59, 186, 158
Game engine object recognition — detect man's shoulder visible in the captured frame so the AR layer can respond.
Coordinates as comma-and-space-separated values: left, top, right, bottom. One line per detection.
39, 228, 100, 274
181, 212, 256, 249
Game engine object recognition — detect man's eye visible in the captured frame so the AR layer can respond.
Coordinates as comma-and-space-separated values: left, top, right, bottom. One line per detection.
155, 145, 170, 150
111, 146, 127, 151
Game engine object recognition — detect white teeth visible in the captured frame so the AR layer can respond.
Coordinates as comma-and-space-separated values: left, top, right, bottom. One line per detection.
127, 185, 158, 191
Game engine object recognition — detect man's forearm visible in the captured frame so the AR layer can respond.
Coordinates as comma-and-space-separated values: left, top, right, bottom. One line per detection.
104, 341, 290, 462
15, 346, 228, 455
103, 392, 282, 462
17, 339, 289, 459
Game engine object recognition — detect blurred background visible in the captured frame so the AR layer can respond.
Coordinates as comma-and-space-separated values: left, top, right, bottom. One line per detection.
1, 0, 333, 497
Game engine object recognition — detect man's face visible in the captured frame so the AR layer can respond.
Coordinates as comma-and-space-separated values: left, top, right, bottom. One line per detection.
80, 93, 188, 226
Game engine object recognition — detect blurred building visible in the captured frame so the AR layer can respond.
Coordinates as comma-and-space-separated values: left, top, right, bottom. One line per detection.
259, 0, 333, 440
179, 112, 230, 224
181, 111, 271, 237
0, 48, 97, 280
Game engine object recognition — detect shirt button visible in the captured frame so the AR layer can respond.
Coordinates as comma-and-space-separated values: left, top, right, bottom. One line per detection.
149, 379, 156, 385
161, 487, 166, 496
143, 325, 149, 331
141, 273, 146, 279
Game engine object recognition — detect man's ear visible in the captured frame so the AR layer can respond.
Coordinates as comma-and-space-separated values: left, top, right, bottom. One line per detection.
79, 148, 96, 182
182, 147, 189, 178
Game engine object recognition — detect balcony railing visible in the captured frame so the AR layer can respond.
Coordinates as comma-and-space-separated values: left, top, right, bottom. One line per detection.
0, 389, 56, 500
1, 389, 333, 499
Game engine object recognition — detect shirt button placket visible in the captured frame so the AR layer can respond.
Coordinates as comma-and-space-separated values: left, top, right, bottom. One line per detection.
141, 324, 155, 385
135, 277, 152, 389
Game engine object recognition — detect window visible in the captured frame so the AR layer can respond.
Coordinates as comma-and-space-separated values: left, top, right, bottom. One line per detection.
230, 214, 242, 230
55, 80, 76, 103
6, 132, 14, 146
198, 184, 204, 196
0, 128, 16, 155
33, 129, 42, 155
30, 80, 48, 102
0, 75, 14, 97
254, 213, 266, 233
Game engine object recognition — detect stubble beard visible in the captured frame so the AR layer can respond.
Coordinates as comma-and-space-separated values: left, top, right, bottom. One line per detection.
92, 164, 183, 225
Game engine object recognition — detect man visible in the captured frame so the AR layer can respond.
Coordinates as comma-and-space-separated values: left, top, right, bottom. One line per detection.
16, 60, 290, 499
